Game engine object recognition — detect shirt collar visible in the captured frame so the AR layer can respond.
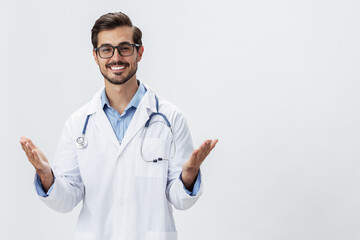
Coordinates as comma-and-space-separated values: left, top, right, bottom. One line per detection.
101, 81, 147, 111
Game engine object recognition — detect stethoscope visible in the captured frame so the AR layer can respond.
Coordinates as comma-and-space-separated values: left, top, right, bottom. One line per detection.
75, 115, 90, 149
76, 95, 176, 163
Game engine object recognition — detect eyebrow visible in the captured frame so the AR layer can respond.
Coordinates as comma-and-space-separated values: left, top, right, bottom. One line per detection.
99, 41, 132, 47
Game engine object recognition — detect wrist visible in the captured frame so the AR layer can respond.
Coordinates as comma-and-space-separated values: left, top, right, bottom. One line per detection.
36, 168, 54, 192
36, 166, 51, 175
36, 167, 52, 181
181, 167, 199, 190
182, 164, 200, 175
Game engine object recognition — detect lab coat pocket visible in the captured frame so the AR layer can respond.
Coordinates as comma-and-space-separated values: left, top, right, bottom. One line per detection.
74, 232, 95, 240
135, 138, 171, 178
146, 231, 177, 240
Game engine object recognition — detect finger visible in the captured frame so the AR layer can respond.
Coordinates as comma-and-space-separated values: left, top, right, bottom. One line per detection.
186, 149, 198, 166
198, 140, 211, 151
20, 143, 31, 158
201, 140, 216, 159
24, 140, 35, 152
201, 140, 212, 153
198, 139, 218, 161
27, 139, 37, 150
21, 141, 32, 155
192, 140, 212, 163
193, 149, 199, 158
27, 143, 39, 161
19, 137, 28, 146
21, 136, 31, 144
20, 137, 30, 150
198, 141, 206, 150
210, 139, 218, 150
197, 143, 211, 162
20, 140, 27, 151
25, 143, 35, 158
20, 138, 39, 167
32, 149, 41, 163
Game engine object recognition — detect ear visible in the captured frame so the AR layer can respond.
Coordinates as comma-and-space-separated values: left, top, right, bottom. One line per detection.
93, 50, 99, 66
136, 45, 144, 62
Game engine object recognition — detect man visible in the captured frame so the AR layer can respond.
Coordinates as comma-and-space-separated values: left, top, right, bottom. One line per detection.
20, 12, 217, 240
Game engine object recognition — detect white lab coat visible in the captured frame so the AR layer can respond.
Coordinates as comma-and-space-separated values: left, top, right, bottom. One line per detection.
37, 84, 203, 240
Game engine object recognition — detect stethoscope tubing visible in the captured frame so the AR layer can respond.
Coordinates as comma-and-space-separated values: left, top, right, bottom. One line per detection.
76, 95, 176, 162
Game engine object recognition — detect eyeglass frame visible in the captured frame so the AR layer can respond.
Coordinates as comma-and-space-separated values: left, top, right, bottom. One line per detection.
94, 43, 140, 59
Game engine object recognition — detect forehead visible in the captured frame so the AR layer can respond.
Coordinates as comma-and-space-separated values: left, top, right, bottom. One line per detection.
97, 26, 133, 46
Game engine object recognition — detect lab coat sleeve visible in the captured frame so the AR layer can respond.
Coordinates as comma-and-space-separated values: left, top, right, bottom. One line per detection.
165, 109, 204, 210
36, 116, 84, 213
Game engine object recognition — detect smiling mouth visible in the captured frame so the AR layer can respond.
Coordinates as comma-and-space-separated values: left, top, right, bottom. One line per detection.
110, 66, 126, 70
106, 61, 128, 71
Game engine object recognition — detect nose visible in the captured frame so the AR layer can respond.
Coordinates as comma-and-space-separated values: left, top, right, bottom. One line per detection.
111, 47, 123, 61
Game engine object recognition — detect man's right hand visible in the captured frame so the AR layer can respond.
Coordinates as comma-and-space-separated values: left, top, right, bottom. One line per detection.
20, 136, 53, 192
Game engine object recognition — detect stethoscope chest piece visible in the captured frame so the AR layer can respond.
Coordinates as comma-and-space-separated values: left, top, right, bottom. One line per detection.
76, 135, 88, 149
76, 114, 91, 149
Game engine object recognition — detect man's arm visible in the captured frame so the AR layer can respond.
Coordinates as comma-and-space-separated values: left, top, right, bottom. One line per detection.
165, 108, 218, 210
181, 139, 218, 190
20, 117, 84, 213
20, 137, 54, 192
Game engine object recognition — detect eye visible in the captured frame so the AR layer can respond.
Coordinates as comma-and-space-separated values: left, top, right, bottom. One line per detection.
120, 46, 131, 51
100, 46, 112, 52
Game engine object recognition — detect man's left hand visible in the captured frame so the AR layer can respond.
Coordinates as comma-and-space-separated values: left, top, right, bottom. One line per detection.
181, 139, 218, 190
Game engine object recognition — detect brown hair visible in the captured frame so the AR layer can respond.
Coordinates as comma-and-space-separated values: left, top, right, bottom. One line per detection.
91, 12, 142, 50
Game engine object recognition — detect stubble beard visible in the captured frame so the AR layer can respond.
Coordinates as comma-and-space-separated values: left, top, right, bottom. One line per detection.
101, 62, 138, 85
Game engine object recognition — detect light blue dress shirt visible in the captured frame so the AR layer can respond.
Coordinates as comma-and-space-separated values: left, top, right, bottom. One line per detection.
101, 82, 146, 144
35, 82, 200, 197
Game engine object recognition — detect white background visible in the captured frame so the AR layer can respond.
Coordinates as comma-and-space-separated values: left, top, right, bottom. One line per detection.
1, 0, 360, 239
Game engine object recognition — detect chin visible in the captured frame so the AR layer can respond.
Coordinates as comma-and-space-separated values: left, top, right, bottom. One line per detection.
106, 77, 131, 85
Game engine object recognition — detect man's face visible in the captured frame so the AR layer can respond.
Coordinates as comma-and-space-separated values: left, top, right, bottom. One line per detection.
93, 26, 143, 85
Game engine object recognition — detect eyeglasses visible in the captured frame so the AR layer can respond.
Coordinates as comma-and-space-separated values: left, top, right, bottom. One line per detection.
94, 43, 140, 59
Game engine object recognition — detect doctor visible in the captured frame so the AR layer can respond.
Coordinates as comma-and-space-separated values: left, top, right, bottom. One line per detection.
20, 12, 217, 240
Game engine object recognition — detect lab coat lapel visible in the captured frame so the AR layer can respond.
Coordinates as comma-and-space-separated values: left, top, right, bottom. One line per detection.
86, 88, 120, 150
118, 89, 156, 154
95, 103, 120, 149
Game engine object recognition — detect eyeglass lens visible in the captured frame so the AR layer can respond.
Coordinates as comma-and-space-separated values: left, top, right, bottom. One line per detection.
98, 43, 134, 58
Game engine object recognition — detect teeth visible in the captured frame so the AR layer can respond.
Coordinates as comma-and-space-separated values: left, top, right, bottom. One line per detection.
110, 66, 125, 70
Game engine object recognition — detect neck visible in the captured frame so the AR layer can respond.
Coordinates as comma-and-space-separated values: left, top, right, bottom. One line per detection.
104, 76, 139, 114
